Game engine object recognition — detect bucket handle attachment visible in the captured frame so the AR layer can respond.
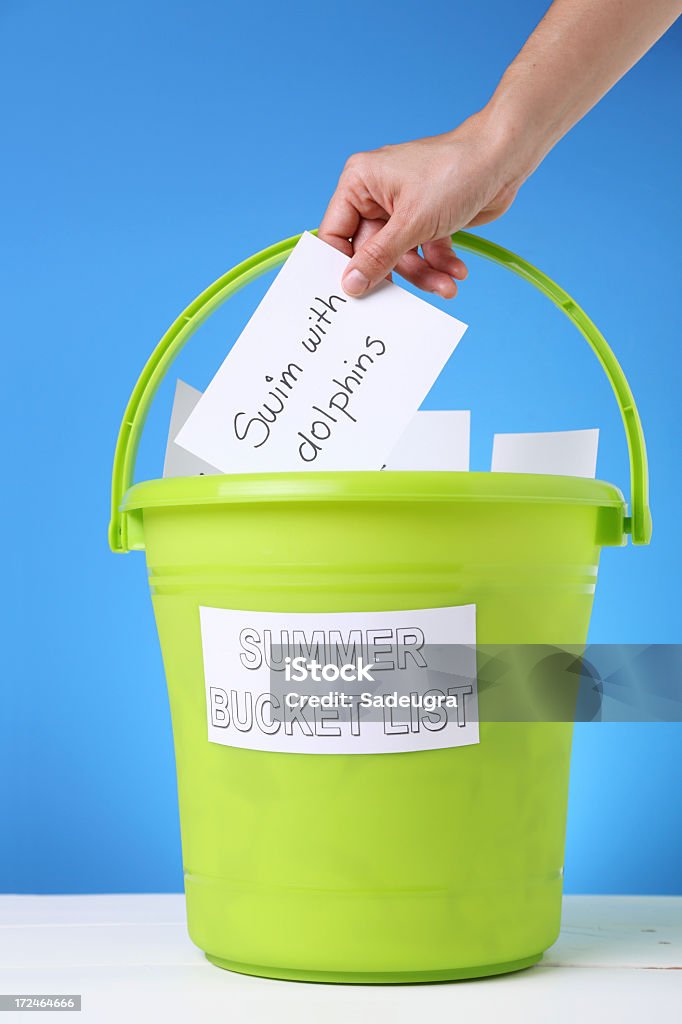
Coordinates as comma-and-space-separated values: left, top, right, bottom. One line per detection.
109, 231, 652, 552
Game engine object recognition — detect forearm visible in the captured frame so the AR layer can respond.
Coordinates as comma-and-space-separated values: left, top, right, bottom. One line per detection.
321, 0, 679, 294
480, 0, 682, 183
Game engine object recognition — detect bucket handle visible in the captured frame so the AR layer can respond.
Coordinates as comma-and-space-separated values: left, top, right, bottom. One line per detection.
109, 230, 652, 552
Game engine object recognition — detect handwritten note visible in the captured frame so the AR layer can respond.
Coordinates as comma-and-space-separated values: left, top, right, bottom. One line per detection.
174, 232, 468, 472
491, 428, 599, 478
384, 411, 470, 471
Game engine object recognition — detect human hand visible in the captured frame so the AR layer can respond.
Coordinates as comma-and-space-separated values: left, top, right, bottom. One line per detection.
320, 0, 682, 300
319, 113, 529, 298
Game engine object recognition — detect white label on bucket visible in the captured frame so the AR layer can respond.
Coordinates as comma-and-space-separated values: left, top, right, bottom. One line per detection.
174, 232, 468, 473
200, 605, 479, 755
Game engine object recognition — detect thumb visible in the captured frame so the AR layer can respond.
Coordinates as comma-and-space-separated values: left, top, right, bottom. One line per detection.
342, 215, 416, 297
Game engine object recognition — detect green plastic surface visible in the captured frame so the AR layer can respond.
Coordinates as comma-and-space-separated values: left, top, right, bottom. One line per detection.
109, 231, 651, 982
109, 230, 651, 551
140, 469, 604, 979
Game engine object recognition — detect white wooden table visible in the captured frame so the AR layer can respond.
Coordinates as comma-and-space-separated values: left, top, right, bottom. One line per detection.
0, 895, 679, 1022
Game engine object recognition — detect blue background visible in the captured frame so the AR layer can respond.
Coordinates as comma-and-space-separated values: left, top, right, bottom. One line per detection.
2, 0, 680, 894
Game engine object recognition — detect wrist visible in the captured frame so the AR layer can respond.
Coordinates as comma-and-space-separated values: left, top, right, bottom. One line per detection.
464, 89, 552, 192
484, 64, 567, 177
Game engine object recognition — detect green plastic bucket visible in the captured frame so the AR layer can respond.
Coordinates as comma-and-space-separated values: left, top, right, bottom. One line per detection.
109, 232, 651, 983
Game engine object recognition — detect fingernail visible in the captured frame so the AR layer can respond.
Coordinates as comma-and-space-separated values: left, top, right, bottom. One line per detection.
342, 268, 370, 296
435, 281, 456, 298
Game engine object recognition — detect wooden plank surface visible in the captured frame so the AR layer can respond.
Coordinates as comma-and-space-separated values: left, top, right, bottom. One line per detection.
0, 895, 679, 1022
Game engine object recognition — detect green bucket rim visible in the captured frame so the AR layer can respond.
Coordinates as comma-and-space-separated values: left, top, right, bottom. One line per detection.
121, 470, 625, 513
109, 231, 651, 551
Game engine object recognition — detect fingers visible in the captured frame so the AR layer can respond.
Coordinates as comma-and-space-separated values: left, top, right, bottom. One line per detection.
350, 217, 394, 281
422, 238, 468, 280
352, 217, 386, 250
332, 221, 466, 299
319, 154, 386, 258
341, 214, 416, 296
318, 190, 358, 258
321, 211, 467, 299
319, 155, 469, 298
394, 247, 459, 298
393, 237, 468, 297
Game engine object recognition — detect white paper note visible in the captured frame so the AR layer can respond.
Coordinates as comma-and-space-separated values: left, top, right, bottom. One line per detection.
491, 428, 599, 478
163, 380, 221, 478
383, 411, 470, 471
175, 232, 468, 473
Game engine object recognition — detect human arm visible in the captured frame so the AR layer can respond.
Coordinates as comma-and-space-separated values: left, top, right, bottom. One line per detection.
319, 0, 682, 297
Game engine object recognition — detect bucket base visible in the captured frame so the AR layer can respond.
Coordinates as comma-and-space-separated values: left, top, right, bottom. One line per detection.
204, 951, 543, 984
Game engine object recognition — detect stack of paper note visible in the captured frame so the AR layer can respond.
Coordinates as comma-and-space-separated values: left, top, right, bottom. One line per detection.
491, 428, 599, 478
171, 232, 468, 474
163, 231, 598, 480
